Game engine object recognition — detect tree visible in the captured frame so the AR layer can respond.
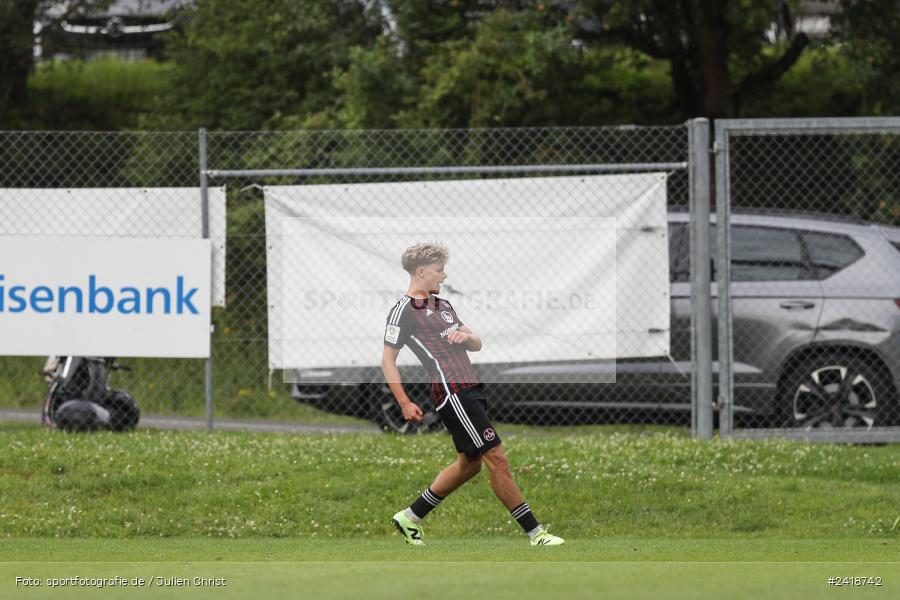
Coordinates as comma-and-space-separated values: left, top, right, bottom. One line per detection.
326, 39, 418, 129
0, 0, 38, 124
572, 0, 812, 118
401, 8, 674, 128
0, 0, 170, 127
318, 4, 675, 130
381, 0, 484, 62
143, 0, 384, 130
835, 0, 900, 115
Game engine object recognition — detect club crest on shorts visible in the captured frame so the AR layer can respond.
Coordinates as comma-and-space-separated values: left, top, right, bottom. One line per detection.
441, 311, 454, 323
483, 427, 496, 441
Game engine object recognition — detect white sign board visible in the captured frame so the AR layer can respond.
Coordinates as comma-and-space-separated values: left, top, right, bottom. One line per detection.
276, 216, 619, 373
0, 237, 211, 358
0, 187, 227, 306
264, 174, 670, 377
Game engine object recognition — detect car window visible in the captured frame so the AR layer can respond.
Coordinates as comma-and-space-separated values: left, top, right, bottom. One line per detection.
668, 223, 689, 282
801, 231, 864, 279
711, 225, 812, 282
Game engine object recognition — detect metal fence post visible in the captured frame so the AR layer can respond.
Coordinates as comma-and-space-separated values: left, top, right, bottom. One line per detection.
199, 127, 214, 432
689, 119, 714, 438
714, 124, 734, 436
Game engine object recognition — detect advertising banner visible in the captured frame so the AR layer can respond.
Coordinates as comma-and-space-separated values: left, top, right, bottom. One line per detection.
0, 187, 227, 306
0, 237, 211, 358
264, 175, 670, 379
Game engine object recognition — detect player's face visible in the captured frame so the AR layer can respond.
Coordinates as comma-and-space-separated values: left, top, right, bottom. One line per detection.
421, 262, 447, 294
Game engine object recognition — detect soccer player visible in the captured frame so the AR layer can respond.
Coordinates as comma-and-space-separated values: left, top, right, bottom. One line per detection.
382, 242, 564, 547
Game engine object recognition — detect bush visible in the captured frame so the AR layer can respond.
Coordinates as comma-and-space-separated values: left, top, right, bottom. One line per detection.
24, 59, 173, 130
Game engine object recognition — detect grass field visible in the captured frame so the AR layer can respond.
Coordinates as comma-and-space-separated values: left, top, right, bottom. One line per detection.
2, 538, 898, 600
1, 422, 898, 598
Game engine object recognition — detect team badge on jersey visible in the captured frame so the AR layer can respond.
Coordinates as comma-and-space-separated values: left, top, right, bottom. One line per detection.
384, 324, 400, 344
426, 309, 433, 316
441, 311, 454, 323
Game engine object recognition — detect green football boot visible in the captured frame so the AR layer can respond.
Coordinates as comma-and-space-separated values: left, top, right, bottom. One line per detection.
530, 528, 565, 546
391, 511, 424, 545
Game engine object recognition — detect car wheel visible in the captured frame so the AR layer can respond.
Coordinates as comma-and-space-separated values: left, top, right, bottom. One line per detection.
781, 354, 894, 430
372, 382, 441, 434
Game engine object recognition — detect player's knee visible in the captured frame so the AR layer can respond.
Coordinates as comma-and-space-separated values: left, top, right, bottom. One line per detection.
482, 447, 509, 473
458, 455, 482, 475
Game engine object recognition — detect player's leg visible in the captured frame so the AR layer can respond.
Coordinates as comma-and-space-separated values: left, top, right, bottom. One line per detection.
393, 452, 480, 544
480, 445, 523, 509
481, 445, 564, 546
392, 402, 483, 545
430, 452, 482, 497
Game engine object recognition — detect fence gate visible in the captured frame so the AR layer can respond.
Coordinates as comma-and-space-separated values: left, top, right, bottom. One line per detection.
714, 118, 900, 442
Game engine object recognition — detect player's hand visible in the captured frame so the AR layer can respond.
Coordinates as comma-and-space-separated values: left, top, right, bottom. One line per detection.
446, 330, 470, 345
401, 401, 424, 422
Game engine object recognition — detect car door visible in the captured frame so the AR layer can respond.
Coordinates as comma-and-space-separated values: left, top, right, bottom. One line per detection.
664, 222, 824, 413
720, 225, 825, 412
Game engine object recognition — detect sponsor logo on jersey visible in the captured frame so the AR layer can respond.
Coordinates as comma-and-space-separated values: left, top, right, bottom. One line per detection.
384, 324, 400, 344
483, 428, 496, 441
439, 322, 461, 338
441, 310, 454, 323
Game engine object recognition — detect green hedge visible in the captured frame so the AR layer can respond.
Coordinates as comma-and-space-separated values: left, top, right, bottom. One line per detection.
22, 59, 173, 130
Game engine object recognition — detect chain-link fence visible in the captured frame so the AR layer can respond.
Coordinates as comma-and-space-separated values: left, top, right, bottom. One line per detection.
715, 118, 900, 442
1, 125, 708, 434
204, 126, 697, 433
6, 119, 898, 441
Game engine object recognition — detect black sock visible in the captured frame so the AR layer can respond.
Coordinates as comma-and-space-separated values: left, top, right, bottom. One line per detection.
409, 487, 444, 520
510, 501, 540, 533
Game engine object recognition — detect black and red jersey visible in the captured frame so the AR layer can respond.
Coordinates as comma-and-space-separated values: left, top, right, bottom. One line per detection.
384, 294, 480, 407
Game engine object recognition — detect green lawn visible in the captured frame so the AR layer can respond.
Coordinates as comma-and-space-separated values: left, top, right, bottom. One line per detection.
1, 423, 898, 598
1, 423, 898, 539
3, 536, 899, 562
1, 539, 897, 600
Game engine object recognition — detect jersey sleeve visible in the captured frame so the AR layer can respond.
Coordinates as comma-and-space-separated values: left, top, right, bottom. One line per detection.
384, 302, 412, 349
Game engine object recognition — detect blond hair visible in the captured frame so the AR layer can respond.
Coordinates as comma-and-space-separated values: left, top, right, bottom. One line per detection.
401, 242, 449, 275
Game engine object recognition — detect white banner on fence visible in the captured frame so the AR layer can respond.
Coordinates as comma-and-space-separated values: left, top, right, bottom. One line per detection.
0, 187, 227, 306
264, 174, 670, 377
0, 236, 211, 358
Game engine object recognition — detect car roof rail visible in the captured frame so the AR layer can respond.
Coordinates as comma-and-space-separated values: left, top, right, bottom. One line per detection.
666, 204, 869, 225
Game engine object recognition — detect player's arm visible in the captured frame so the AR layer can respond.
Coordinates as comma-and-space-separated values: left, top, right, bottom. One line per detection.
380, 344, 423, 422
447, 324, 482, 352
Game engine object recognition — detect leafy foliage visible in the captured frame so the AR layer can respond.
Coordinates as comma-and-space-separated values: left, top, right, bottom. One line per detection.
835, 0, 900, 116
401, 9, 673, 128
25, 59, 173, 130
571, 0, 812, 117
5, 1, 900, 131
142, 0, 383, 130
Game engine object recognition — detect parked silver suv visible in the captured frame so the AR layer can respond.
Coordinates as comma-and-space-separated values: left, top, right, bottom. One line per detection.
667, 208, 900, 430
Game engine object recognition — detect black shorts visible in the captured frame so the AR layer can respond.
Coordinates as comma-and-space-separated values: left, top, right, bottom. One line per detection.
436, 386, 501, 461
